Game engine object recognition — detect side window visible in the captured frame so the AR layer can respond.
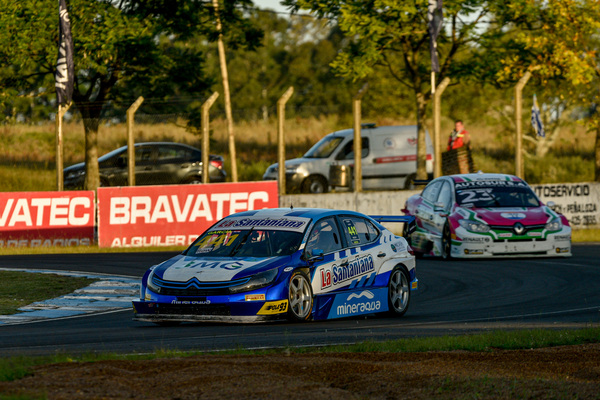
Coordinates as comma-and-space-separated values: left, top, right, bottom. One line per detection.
421, 180, 442, 203
341, 216, 380, 247
305, 217, 342, 256
335, 137, 369, 160
436, 181, 453, 210
158, 146, 186, 162
135, 147, 153, 164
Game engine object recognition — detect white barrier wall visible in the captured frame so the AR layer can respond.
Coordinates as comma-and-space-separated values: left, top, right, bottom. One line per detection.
532, 182, 600, 230
281, 181, 600, 230
280, 190, 420, 215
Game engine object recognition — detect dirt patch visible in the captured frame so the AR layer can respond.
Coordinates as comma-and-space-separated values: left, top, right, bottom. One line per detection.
2, 344, 599, 399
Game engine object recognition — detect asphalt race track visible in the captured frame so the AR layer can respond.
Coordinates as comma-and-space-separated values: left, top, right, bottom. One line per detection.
1, 244, 599, 356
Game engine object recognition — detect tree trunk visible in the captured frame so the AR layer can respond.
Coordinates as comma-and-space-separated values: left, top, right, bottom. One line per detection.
77, 103, 101, 191
415, 91, 428, 181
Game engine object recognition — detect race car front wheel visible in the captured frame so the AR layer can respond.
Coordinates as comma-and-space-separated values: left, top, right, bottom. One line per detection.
387, 266, 410, 317
441, 222, 452, 260
288, 271, 313, 321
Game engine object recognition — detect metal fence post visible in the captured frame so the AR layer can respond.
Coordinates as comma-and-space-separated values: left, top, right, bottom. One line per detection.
127, 96, 144, 186
353, 83, 369, 193
515, 70, 532, 179
434, 77, 451, 178
202, 92, 219, 184
277, 87, 294, 196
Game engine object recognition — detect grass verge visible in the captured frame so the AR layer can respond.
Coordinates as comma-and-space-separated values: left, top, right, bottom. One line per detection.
0, 271, 97, 315
0, 327, 598, 382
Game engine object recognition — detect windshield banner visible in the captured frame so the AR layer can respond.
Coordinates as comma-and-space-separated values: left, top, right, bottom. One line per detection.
97, 181, 278, 248
0, 191, 95, 248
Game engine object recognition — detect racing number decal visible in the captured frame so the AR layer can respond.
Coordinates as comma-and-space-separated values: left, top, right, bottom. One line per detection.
257, 300, 288, 315
343, 219, 360, 245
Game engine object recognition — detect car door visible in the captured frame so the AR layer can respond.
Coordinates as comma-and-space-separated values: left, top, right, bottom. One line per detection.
430, 180, 453, 237
415, 180, 443, 234
133, 145, 157, 185
152, 145, 190, 184
304, 217, 347, 296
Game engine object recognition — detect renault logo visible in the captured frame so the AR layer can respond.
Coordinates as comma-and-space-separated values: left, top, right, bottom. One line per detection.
513, 222, 525, 235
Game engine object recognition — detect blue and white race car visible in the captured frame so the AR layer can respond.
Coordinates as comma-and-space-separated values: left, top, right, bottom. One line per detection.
133, 208, 417, 323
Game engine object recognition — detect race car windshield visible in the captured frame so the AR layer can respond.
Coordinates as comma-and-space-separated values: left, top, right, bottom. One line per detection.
303, 136, 344, 158
456, 186, 540, 208
185, 229, 303, 258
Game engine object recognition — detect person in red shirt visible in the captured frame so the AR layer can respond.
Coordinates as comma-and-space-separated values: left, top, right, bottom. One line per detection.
447, 120, 470, 150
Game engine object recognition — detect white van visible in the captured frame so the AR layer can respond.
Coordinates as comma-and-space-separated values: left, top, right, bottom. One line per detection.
262, 124, 435, 193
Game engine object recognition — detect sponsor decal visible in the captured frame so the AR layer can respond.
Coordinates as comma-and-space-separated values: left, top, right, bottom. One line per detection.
245, 294, 266, 302
555, 247, 570, 253
455, 180, 527, 190
461, 237, 489, 243
498, 233, 512, 238
170, 299, 211, 305
257, 300, 288, 315
465, 249, 484, 255
553, 235, 571, 241
0, 191, 95, 248
528, 231, 542, 237
97, 182, 278, 248
214, 217, 307, 231
283, 267, 294, 272
329, 289, 387, 318
320, 255, 375, 290
501, 212, 526, 220
411, 281, 418, 290
173, 260, 244, 270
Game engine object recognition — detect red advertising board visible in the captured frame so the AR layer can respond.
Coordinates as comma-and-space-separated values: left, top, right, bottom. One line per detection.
0, 191, 95, 248
97, 181, 279, 248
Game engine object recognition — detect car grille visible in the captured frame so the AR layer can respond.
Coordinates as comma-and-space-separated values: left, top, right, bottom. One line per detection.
489, 223, 546, 241
152, 274, 250, 296
151, 303, 231, 316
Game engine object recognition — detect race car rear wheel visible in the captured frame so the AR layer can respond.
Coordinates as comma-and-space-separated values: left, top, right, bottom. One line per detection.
387, 266, 410, 316
441, 222, 452, 260
287, 271, 313, 321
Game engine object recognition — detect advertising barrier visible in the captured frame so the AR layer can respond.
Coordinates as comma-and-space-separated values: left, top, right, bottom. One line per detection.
0, 191, 95, 248
532, 182, 600, 229
97, 181, 278, 248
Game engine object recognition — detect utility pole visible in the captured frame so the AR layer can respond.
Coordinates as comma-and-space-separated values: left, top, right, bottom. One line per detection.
212, 0, 238, 182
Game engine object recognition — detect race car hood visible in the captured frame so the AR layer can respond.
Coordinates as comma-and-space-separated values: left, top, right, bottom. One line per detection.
462, 206, 554, 226
153, 253, 293, 283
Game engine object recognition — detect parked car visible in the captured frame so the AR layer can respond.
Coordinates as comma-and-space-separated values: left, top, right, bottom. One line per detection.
63, 142, 226, 189
132, 208, 417, 324
262, 124, 434, 193
402, 172, 572, 259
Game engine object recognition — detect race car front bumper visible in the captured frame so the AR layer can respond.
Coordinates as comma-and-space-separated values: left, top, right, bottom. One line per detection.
451, 227, 572, 258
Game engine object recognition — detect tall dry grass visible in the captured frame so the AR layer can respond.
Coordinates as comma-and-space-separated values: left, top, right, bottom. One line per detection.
0, 115, 595, 192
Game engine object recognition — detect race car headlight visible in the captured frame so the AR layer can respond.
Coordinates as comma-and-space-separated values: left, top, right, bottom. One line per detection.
545, 218, 562, 232
146, 271, 163, 294
229, 268, 279, 294
458, 219, 490, 233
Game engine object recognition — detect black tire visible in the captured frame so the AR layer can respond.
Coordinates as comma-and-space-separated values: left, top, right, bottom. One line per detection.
287, 271, 313, 322
441, 221, 452, 260
302, 176, 328, 194
387, 266, 411, 316
184, 176, 203, 184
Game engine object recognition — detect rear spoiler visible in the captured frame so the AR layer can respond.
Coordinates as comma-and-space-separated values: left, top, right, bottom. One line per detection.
369, 215, 416, 235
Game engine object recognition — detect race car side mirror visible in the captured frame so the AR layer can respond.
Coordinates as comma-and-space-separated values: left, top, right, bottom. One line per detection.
307, 249, 325, 263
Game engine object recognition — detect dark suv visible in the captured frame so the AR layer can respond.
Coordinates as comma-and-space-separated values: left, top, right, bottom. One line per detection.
64, 142, 226, 189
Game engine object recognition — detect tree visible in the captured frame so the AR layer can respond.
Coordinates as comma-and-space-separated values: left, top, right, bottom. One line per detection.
0, 0, 261, 190
490, 0, 600, 181
284, 0, 492, 180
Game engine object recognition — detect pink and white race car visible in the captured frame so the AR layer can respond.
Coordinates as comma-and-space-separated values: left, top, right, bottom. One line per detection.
402, 173, 572, 259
